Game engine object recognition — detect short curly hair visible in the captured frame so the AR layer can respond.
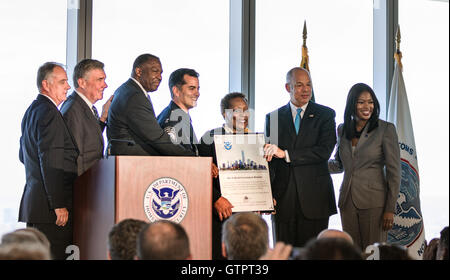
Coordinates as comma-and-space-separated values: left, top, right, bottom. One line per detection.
220, 92, 248, 116
108, 219, 148, 260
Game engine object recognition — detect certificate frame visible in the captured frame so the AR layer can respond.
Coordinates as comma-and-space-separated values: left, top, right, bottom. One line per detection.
214, 133, 274, 212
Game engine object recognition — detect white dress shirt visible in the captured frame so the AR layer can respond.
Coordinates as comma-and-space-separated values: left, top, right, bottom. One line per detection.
130, 77, 150, 100
39, 93, 58, 108
75, 90, 96, 117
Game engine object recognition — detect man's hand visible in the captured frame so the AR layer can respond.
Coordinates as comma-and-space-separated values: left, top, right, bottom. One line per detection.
263, 144, 286, 162
100, 95, 114, 123
214, 197, 233, 221
54, 208, 68, 227
212, 163, 219, 178
259, 242, 292, 260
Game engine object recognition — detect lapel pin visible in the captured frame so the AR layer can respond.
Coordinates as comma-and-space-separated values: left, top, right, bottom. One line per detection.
309, 114, 314, 118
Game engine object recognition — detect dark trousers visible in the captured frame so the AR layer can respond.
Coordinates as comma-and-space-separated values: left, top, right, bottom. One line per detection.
27, 215, 73, 260
212, 213, 226, 260
274, 183, 329, 247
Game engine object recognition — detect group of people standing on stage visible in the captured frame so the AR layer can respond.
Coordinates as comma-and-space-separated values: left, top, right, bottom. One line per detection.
18, 53, 401, 260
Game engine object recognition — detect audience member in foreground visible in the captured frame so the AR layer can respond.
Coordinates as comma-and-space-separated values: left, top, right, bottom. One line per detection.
108, 218, 148, 260
0, 228, 51, 260
136, 220, 191, 260
317, 229, 354, 244
295, 238, 363, 260
222, 212, 269, 260
436, 226, 448, 260
259, 242, 293, 260
369, 243, 413, 260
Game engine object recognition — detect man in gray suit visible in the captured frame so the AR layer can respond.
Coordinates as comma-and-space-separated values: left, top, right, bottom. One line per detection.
61, 59, 113, 175
107, 54, 194, 156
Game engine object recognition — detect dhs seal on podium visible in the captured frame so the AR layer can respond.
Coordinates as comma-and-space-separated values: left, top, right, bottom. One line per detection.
143, 177, 189, 223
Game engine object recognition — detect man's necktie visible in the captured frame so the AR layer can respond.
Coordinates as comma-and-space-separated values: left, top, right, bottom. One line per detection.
92, 106, 100, 121
295, 108, 302, 134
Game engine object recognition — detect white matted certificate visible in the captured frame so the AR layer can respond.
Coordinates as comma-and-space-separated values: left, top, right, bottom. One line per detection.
214, 133, 274, 212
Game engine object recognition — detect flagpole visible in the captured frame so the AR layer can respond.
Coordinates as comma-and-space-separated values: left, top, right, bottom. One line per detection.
387, 24, 426, 259
300, 20, 315, 102
300, 20, 310, 72
394, 25, 403, 71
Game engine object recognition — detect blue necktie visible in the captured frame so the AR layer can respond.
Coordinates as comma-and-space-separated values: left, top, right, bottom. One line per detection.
295, 108, 302, 134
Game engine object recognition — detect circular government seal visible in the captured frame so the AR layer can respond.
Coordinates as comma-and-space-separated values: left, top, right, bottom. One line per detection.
143, 177, 189, 223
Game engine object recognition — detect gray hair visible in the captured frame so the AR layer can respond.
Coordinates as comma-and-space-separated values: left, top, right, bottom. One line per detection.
73, 59, 105, 88
36, 62, 65, 92
286, 67, 311, 85
222, 212, 269, 260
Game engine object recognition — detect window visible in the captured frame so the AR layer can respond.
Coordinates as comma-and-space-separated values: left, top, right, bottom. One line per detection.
255, 0, 373, 230
0, 0, 67, 236
399, 0, 449, 240
92, 0, 230, 139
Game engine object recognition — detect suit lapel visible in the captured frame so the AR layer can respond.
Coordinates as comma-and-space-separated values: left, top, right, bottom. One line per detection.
73, 92, 104, 146
354, 122, 371, 151
297, 102, 316, 140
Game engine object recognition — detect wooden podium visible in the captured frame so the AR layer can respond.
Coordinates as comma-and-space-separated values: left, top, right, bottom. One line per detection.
73, 156, 212, 260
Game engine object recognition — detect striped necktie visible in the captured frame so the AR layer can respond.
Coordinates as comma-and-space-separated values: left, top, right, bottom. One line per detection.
92, 106, 100, 121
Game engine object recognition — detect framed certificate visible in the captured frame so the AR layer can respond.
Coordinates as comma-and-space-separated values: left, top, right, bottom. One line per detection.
214, 133, 274, 212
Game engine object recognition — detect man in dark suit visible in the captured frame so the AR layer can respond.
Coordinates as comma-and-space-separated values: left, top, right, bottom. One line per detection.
107, 54, 194, 156
61, 59, 113, 175
19, 62, 79, 259
157, 68, 200, 155
264, 67, 337, 247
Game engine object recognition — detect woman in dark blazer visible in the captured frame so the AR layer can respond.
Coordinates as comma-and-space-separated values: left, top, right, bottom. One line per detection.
198, 92, 250, 260
329, 83, 401, 251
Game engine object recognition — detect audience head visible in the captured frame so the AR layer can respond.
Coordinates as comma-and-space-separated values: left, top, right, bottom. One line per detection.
131, 53, 162, 92
297, 238, 363, 260
423, 238, 440, 260
108, 218, 148, 260
437, 226, 449, 260
168, 68, 200, 111
220, 92, 249, 133
0, 228, 51, 260
36, 62, 71, 106
221, 212, 269, 260
285, 67, 312, 108
73, 58, 107, 104
136, 220, 191, 260
317, 229, 354, 244
343, 83, 380, 140
375, 243, 413, 260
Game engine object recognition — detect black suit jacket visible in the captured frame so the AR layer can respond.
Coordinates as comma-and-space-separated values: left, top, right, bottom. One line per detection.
265, 102, 337, 220
157, 101, 199, 155
198, 127, 228, 204
106, 79, 194, 156
60, 91, 105, 175
19, 95, 78, 223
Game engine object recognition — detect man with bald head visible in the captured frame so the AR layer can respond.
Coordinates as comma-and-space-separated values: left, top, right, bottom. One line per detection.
317, 229, 354, 244
264, 67, 337, 248
136, 220, 191, 260
19, 62, 79, 259
107, 54, 194, 156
